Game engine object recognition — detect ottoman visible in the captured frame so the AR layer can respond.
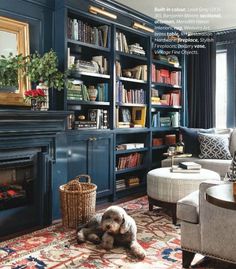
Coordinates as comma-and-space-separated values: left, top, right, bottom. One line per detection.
147, 167, 221, 224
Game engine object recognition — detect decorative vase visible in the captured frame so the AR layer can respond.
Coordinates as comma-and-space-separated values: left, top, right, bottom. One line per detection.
36, 83, 49, 110
88, 86, 98, 101
31, 99, 42, 111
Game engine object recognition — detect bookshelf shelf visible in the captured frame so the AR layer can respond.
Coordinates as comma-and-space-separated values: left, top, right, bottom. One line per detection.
116, 182, 146, 193
115, 148, 148, 155
151, 82, 182, 89
152, 59, 182, 71
70, 72, 110, 79
151, 127, 179, 132
151, 105, 182, 110
67, 100, 110, 106
116, 102, 146, 107
118, 77, 147, 84
116, 51, 147, 61
152, 145, 168, 150
67, 39, 110, 52
115, 165, 146, 175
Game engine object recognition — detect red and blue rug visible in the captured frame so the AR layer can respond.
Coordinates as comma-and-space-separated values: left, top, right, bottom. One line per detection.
0, 197, 233, 268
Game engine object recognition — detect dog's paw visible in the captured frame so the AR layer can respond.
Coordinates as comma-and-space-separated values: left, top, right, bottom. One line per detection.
135, 248, 146, 260
77, 232, 86, 244
100, 241, 113, 250
87, 234, 101, 244
130, 241, 146, 260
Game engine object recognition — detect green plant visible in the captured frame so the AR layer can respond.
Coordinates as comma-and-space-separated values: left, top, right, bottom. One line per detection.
25, 49, 65, 90
0, 53, 25, 88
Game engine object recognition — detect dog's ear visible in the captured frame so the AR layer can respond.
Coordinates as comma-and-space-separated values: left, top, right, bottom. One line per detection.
120, 213, 130, 234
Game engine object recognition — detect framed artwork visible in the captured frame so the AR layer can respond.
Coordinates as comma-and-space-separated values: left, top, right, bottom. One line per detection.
132, 107, 146, 127
0, 16, 30, 106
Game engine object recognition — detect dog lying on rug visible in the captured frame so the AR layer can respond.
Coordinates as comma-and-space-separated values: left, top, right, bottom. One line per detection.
77, 205, 146, 259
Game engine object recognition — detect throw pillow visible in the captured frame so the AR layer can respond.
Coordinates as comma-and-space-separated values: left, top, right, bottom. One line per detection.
198, 133, 232, 160
180, 127, 215, 157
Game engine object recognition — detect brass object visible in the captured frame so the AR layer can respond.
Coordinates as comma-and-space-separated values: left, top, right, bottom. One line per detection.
132, 22, 154, 33
88, 6, 117, 20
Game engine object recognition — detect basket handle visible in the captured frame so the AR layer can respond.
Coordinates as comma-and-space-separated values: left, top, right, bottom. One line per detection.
75, 174, 92, 183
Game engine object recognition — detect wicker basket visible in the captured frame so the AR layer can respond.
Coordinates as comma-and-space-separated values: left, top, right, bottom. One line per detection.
59, 175, 97, 228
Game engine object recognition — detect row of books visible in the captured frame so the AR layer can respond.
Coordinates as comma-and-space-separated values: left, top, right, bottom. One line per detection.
116, 153, 143, 170
115, 31, 146, 56
74, 109, 108, 129
151, 89, 181, 106
67, 82, 109, 102
116, 61, 147, 81
116, 177, 141, 190
67, 18, 110, 48
152, 65, 181, 86
80, 56, 108, 74
116, 82, 146, 104
151, 112, 180, 128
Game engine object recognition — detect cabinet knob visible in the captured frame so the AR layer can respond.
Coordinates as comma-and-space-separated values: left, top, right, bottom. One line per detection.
89, 137, 94, 141
93, 137, 97, 141
68, 149, 72, 157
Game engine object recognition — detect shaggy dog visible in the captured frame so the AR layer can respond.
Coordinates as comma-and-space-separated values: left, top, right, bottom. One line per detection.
76, 205, 146, 259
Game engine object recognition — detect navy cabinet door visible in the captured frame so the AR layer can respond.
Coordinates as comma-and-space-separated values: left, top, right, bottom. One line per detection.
67, 132, 113, 198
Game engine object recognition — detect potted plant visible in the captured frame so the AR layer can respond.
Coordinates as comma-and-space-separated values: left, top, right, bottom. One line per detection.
24, 49, 66, 110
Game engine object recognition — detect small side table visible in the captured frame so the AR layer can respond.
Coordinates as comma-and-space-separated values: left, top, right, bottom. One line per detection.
206, 183, 236, 210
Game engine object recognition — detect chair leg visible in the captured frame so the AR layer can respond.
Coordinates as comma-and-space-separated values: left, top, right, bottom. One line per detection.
149, 203, 153, 211
172, 204, 177, 225
182, 250, 195, 268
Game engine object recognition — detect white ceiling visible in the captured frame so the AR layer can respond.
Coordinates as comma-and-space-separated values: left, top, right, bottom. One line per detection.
116, 0, 236, 32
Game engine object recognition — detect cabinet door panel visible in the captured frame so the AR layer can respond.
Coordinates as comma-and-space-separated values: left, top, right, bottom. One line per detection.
88, 135, 113, 197
67, 135, 88, 180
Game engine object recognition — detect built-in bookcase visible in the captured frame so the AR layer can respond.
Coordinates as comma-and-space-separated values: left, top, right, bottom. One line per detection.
55, 0, 185, 200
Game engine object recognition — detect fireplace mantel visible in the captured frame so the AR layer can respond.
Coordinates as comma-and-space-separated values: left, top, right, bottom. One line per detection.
0, 110, 70, 135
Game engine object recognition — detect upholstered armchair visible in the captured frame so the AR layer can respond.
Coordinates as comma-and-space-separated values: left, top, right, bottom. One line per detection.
177, 180, 236, 268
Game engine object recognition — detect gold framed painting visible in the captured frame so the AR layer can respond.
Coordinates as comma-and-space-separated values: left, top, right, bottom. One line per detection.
0, 16, 30, 106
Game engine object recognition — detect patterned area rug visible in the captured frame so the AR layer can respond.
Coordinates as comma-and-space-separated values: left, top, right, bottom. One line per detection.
0, 196, 234, 268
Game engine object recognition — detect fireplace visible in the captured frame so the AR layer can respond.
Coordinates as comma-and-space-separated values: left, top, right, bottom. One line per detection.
0, 147, 51, 237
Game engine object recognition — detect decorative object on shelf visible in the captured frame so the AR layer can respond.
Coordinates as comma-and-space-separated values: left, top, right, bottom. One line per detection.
132, 22, 154, 33
165, 134, 176, 145
167, 55, 180, 67
88, 5, 117, 20
88, 86, 98, 101
24, 89, 47, 111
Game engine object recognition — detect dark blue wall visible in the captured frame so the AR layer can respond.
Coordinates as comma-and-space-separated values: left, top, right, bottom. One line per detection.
0, 0, 54, 54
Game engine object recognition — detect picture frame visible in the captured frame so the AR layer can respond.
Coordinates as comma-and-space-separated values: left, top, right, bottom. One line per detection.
0, 16, 30, 106
132, 107, 146, 127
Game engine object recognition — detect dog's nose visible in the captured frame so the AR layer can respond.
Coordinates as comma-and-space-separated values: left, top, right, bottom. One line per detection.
106, 224, 111, 230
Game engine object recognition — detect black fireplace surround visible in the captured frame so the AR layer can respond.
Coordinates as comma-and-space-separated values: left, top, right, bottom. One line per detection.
0, 111, 69, 238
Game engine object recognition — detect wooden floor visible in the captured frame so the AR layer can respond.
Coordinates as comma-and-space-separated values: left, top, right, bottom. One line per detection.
0, 194, 144, 242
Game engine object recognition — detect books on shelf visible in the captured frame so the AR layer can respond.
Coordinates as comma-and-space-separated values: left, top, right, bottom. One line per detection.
116, 176, 141, 190
88, 109, 108, 129
179, 162, 202, 170
121, 64, 147, 81
68, 17, 110, 48
116, 81, 146, 104
152, 65, 181, 86
67, 82, 108, 102
116, 143, 144, 151
151, 111, 180, 128
116, 152, 143, 170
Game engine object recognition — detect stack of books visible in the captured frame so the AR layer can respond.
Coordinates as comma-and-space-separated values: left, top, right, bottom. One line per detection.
116, 153, 143, 170
171, 162, 202, 173
126, 177, 140, 187
116, 179, 126, 191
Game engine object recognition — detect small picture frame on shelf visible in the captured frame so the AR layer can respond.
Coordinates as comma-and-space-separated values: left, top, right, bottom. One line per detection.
132, 107, 146, 127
